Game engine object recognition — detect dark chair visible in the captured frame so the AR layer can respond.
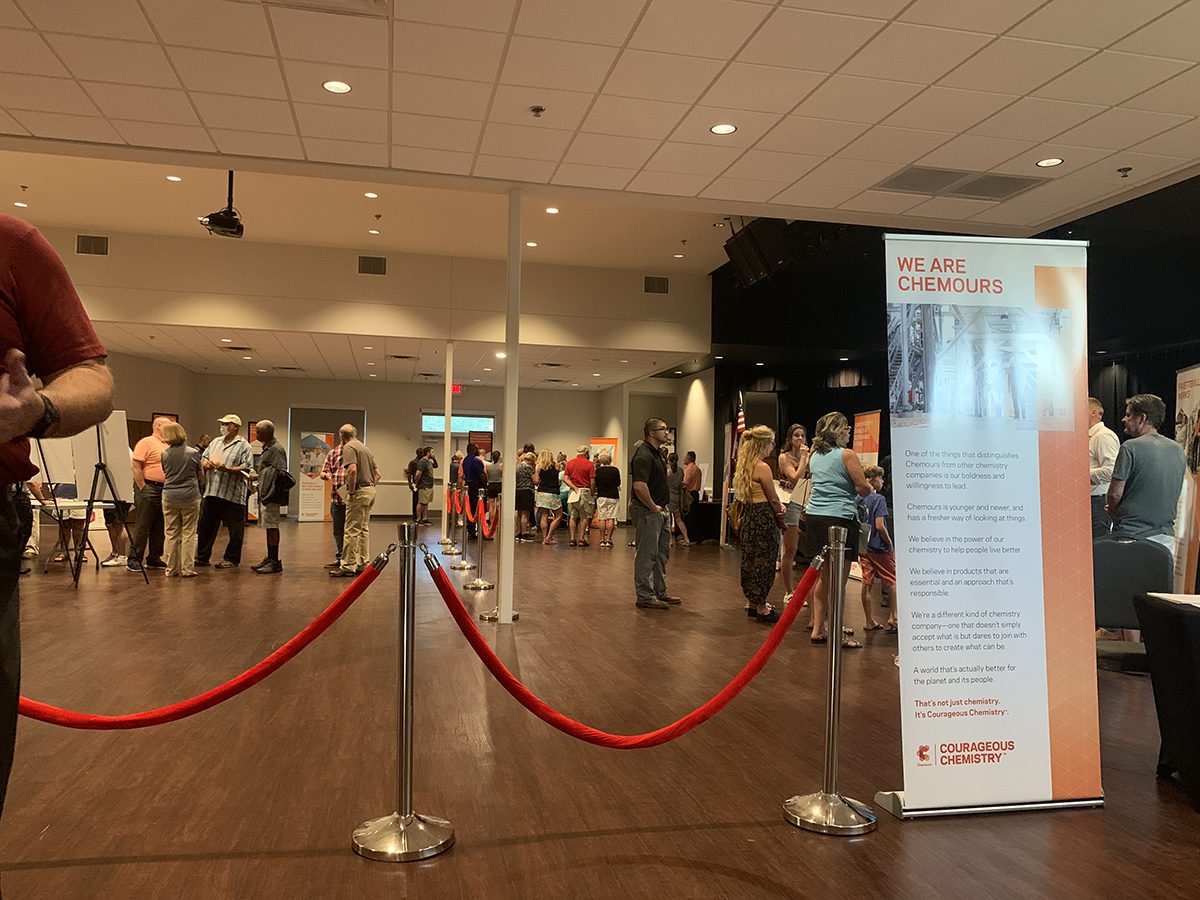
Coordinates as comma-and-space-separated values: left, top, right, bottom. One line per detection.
1092, 536, 1173, 673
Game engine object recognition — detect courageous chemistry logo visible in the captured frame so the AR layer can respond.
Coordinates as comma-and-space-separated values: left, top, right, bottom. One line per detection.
917, 744, 931, 765
916, 740, 1015, 767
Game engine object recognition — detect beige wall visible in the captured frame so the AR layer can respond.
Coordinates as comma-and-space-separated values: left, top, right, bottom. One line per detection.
676, 368, 716, 494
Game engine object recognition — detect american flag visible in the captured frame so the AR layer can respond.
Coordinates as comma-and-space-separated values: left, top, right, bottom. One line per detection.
735, 391, 746, 436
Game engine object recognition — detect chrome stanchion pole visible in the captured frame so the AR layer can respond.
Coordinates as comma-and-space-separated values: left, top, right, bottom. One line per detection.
449, 488, 475, 571
465, 488, 494, 591
783, 525, 877, 836
442, 490, 461, 556
353, 522, 455, 861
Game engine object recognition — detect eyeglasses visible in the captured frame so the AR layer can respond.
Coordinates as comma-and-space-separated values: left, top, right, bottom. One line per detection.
654, 426, 671, 433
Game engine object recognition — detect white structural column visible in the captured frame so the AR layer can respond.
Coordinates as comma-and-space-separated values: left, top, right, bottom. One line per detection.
440, 340, 454, 538
496, 189, 521, 623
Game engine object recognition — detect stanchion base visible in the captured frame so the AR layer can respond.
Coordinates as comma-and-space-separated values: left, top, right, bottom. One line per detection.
438, 537, 455, 546
479, 607, 519, 622
448, 560, 476, 571
463, 578, 494, 590
783, 792, 877, 836
352, 811, 455, 862
443, 545, 461, 557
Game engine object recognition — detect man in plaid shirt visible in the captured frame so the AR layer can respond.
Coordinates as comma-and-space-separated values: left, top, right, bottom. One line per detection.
319, 426, 351, 569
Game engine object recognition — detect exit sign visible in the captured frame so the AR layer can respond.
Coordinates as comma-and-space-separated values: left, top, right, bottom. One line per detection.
451, 384, 462, 394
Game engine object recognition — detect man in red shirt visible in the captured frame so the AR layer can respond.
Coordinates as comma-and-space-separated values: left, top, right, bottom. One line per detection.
0, 214, 114, 819
564, 445, 596, 547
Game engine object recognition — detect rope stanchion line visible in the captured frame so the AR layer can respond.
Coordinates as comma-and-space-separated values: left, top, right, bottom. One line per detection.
480, 500, 500, 538
463, 490, 479, 524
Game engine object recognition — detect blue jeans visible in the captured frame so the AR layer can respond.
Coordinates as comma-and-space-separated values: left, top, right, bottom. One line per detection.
632, 504, 671, 602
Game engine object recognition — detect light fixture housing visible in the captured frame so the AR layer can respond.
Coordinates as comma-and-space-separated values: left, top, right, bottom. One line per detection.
526, 241, 538, 247
323, 80, 352, 94
13, 201, 28, 208
368, 229, 380, 235
755, 361, 764, 366
1036, 157, 1064, 168
710, 123, 737, 135
495, 352, 507, 359
545, 207, 559, 214
364, 191, 378, 198
166, 175, 182, 182
221, 338, 233, 343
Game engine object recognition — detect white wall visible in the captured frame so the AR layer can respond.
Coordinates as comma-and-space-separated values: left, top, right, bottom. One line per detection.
599, 384, 628, 519
107, 352, 198, 425
675, 368, 716, 494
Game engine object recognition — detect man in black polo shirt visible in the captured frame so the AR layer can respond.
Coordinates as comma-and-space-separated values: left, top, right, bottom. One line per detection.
630, 417, 680, 610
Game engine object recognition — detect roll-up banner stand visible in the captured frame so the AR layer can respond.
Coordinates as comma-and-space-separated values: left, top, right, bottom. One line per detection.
876, 234, 1102, 818
1176, 364, 1200, 594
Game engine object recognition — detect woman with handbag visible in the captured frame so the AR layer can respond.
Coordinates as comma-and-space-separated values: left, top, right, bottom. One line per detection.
778, 423, 811, 605
734, 425, 787, 622
804, 412, 873, 647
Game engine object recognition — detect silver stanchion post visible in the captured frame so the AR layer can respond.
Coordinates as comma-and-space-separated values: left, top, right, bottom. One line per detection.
353, 521, 455, 861
449, 488, 475, 571
783, 524, 877, 836
439, 488, 456, 549
464, 487, 494, 591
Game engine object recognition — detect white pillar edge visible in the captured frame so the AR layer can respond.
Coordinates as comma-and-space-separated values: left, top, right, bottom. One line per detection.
497, 188, 521, 624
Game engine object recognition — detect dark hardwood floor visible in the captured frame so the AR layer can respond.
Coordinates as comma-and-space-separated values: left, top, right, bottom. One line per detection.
0, 519, 1196, 899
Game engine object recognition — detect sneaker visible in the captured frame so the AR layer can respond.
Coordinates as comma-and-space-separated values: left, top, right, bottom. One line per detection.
252, 557, 270, 569
324, 560, 342, 569
102, 554, 128, 568
215, 560, 238, 569
126, 560, 143, 572
253, 560, 283, 574
329, 567, 358, 577
21, 548, 37, 559
145, 559, 167, 570
636, 598, 670, 610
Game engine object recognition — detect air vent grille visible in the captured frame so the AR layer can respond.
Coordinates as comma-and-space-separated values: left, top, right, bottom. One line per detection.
222, 345, 252, 352
875, 166, 1047, 202
386, 354, 414, 360
948, 174, 1045, 200
644, 276, 669, 294
536, 362, 565, 368
358, 255, 387, 275
544, 378, 567, 383
75, 234, 109, 255
274, 366, 304, 372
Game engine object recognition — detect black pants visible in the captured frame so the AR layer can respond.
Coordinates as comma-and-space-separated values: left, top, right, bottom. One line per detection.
683, 489, 700, 537
331, 501, 345, 560
130, 482, 165, 564
0, 493, 22, 818
195, 495, 245, 565
464, 483, 483, 538
1091, 494, 1112, 538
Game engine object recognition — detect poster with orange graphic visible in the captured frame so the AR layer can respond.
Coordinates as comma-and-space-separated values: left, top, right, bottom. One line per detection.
852, 410, 881, 468
883, 234, 1101, 816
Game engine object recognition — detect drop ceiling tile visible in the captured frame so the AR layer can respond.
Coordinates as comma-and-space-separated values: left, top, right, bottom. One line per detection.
502, 35, 618, 93
884, 87, 1019, 133
0, 73, 97, 115
970, 97, 1105, 143
843, 23, 991, 83
740, 8, 883, 71
723, 148, 823, 181
565, 133, 661, 168
473, 155, 556, 183
294, 103, 387, 143
989, 144, 1114, 177
604, 50, 725, 104
551, 162, 637, 189
755, 115, 869, 155
394, 0, 517, 33
192, 93, 296, 134
790, 75, 923, 124
284, 61, 389, 109
143, 0, 275, 55
83, 83, 199, 125
480, 122, 573, 161
515, 0, 644, 45
700, 63, 824, 114
18, 0, 155, 41
1034, 51, 1190, 106
800, 157, 903, 189
782, 0, 908, 15
995, 177, 1121, 212
1008, 0, 1180, 49
841, 125, 955, 164
669, 106, 782, 148
1131, 117, 1200, 157
1123, 66, 1200, 117
0, 109, 28, 134
630, 0, 770, 60
169, 47, 288, 100
899, 0, 1045, 34
625, 171, 712, 196
10, 109, 122, 143
1053, 107, 1190, 149
488, 85, 594, 130
210, 129, 304, 159
939, 39, 1094, 95
903, 196, 999, 219
45, 34, 178, 87
0, 27, 67, 76
391, 73, 492, 120
303, 137, 389, 167
770, 182, 858, 207
393, 22, 507, 83
391, 145, 473, 175
0, 1, 26, 28
111, 120, 213, 151
838, 190, 930, 213
390, 112, 481, 151
699, 176, 793, 202
1063, 151, 1190, 186
583, 95, 690, 140
269, 6, 389, 68
1114, 1, 1200, 61
645, 142, 744, 176
919, 133, 1036, 169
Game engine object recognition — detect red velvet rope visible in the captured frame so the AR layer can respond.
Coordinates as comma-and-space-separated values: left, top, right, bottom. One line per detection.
429, 560, 819, 749
18, 563, 385, 730
445, 488, 453, 513
464, 491, 480, 523
480, 499, 499, 538
452, 489, 464, 515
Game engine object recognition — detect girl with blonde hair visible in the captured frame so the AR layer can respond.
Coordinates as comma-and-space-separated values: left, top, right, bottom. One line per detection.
734, 425, 787, 622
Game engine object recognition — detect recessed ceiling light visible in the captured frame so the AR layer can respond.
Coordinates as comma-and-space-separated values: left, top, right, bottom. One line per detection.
673, 253, 685, 259
165, 175, 182, 182
755, 362, 764, 366
258, 369, 267, 373
714, 355, 724, 359
526, 241, 538, 247
242, 356, 253, 360
473, 378, 481, 382
363, 345, 373, 350
710, 123, 737, 135
367, 362, 375, 366
674, 370, 683, 374
592, 372, 600, 377
495, 352, 507, 359
839, 357, 849, 361
1036, 157, 1064, 168
323, 80, 352, 94
571, 382, 579, 387
221, 338, 233, 343
370, 373, 377, 377
1096, 349, 1108, 354
363, 191, 378, 198
545, 207, 559, 214
619, 359, 628, 363
368, 229, 380, 235
483, 367, 492, 372
13, 201, 28, 208
713, 222, 725, 228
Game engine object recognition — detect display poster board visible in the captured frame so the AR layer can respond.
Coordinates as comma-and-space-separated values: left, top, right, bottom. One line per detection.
298, 431, 333, 522
853, 410, 881, 468
589, 437, 619, 467
469, 431, 493, 454
31, 437, 75, 487
70, 410, 134, 502
1175, 363, 1200, 593
885, 234, 1100, 814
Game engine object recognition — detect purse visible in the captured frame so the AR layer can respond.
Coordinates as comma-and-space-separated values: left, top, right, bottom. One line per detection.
728, 498, 744, 535
680, 487, 693, 516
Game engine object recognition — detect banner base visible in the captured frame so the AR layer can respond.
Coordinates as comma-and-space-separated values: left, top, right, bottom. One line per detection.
875, 790, 1104, 819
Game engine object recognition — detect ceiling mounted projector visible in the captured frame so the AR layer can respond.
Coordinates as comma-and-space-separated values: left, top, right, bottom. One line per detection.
199, 170, 244, 238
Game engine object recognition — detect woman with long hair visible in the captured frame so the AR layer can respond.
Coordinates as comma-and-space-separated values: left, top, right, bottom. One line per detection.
532, 449, 563, 544
734, 425, 787, 622
666, 452, 691, 546
778, 423, 810, 603
805, 412, 872, 647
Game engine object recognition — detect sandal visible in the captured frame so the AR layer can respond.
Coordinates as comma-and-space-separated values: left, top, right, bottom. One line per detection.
841, 638, 863, 649
863, 623, 884, 632
842, 626, 855, 636
886, 624, 898, 634
810, 634, 828, 644
756, 607, 781, 623
746, 607, 758, 617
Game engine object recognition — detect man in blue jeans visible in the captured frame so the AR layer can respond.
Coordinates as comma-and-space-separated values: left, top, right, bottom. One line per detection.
630, 418, 680, 610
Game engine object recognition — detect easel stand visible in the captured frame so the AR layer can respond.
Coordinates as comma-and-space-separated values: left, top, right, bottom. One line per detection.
79, 455, 145, 588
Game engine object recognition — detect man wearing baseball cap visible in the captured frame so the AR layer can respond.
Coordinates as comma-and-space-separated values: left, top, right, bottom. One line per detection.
195, 413, 253, 568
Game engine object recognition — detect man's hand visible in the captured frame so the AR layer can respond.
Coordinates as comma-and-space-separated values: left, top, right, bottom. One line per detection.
0, 349, 47, 443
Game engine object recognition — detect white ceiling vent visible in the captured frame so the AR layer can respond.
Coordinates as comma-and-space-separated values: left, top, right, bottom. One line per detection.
876, 166, 1047, 201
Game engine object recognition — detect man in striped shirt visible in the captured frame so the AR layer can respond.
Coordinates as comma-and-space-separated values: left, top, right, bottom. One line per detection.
319, 428, 349, 568
195, 414, 253, 569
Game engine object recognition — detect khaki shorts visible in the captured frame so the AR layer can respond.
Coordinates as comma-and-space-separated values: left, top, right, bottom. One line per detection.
596, 497, 619, 521
569, 488, 595, 519
417, 486, 434, 504
260, 502, 281, 527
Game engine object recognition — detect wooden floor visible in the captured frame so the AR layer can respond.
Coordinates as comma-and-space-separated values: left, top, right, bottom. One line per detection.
1, 519, 1196, 899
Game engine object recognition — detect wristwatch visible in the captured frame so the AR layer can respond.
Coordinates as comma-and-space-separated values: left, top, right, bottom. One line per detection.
26, 392, 60, 439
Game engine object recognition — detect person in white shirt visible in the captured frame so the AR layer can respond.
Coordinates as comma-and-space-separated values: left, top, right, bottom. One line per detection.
1088, 397, 1120, 537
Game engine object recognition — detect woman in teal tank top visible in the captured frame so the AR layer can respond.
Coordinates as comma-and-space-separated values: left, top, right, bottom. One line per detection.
805, 412, 872, 647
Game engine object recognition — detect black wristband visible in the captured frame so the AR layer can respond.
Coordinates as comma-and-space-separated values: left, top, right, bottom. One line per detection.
26, 392, 60, 439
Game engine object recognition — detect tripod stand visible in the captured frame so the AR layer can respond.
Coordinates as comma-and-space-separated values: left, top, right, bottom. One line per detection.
79, 427, 145, 588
